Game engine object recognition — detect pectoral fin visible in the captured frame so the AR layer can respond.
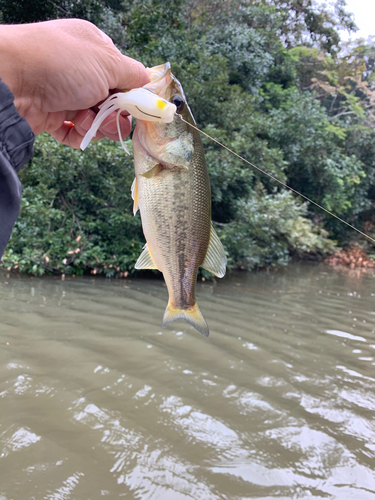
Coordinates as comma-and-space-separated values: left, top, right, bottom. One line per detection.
131, 177, 139, 215
201, 225, 227, 278
135, 244, 158, 270
141, 164, 163, 179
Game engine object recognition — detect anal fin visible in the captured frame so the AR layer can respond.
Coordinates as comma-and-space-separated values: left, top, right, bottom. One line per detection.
135, 243, 158, 270
201, 224, 227, 278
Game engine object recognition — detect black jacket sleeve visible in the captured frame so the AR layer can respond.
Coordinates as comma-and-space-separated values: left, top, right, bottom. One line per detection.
0, 79, 35, 259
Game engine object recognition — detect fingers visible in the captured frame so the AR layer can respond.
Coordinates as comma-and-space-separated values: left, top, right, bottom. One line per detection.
99, 111, 132, 139
49, 121, 88, 149
109, 53, 150, 91
48, 109, 133, 149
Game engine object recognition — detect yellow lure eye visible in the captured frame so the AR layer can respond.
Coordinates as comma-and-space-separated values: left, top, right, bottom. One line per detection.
156, 99, 168, 110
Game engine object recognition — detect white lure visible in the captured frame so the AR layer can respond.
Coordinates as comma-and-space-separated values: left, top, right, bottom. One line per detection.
80, 87, 176, 152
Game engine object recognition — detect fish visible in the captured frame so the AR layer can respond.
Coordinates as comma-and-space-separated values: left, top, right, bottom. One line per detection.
131, 62, 227, 337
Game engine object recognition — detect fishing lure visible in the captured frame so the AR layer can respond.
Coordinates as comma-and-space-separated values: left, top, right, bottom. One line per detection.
80, 88, 176, 152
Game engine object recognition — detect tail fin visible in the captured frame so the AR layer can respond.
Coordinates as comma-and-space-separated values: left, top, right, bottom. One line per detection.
162, 301, 209, 337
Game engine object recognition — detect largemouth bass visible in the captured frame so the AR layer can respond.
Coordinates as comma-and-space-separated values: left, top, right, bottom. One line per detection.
132, 62, 227, 336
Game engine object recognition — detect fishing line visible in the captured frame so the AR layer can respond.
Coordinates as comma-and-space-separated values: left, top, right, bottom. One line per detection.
177, 114, 375, 245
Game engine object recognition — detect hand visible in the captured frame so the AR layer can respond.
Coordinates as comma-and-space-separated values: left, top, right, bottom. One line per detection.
0, 19, 150, 148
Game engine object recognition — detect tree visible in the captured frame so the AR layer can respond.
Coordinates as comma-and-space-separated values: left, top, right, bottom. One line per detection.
0, 0, 104, 24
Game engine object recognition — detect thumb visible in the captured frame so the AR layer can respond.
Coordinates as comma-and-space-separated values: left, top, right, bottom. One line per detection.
108, 52, 150, 91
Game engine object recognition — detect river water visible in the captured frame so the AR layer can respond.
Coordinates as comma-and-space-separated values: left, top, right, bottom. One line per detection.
0, 263, 374, 500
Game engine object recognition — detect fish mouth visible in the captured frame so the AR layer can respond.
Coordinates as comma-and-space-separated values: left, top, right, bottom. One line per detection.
146, 62, 171, 85
143, 62, 177, 101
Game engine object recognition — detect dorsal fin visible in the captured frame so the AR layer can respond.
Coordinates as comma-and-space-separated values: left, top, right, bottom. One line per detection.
135, 244, 158, 270
201, 225, 227, 278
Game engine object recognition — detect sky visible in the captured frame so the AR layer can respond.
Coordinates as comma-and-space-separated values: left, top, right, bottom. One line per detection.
340, 0, 375, 40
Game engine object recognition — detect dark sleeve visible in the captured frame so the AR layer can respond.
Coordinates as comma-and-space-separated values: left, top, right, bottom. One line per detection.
0, 79, 35, 259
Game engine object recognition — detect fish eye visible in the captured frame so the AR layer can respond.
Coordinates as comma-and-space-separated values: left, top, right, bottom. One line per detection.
171, 95, 184, 112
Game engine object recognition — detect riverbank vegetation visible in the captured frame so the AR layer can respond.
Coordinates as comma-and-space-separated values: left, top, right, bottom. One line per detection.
1, 0, 375, 276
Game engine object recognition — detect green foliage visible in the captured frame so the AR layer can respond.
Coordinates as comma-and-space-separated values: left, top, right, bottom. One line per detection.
2, 0, 375, 276
268, 90, 371, 222
218, 188, 336, 270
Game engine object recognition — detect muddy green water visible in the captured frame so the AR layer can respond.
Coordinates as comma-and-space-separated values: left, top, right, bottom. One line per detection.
0, 263, 374, 500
